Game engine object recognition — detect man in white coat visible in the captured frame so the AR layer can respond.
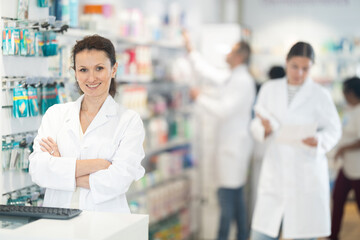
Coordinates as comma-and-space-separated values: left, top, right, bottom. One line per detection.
184, 32, 255, 240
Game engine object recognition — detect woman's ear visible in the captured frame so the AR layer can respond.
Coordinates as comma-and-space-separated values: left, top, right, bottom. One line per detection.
112, 62, 118, 78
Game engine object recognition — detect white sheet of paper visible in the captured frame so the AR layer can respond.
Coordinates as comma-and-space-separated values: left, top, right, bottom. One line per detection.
276, 123, 318, 147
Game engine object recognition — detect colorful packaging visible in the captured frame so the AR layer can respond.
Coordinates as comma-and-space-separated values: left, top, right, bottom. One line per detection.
20, 29, 28, 56
2, 29, 8, 55
35, 32, 44, 56
13, 86, 29, 118
13, 29, 20, 55
27, 86, 39, 116
10, 141, 20, 170
7, 28, 15, 55
17, 0, 29, 19
36, 84, 43, 114
41, 85, 59, 114
56, 83, 68, 103
2, 138, 12, 170
42, 32, 58, 56
26, 31, 35, 56
37, 0, 49, 7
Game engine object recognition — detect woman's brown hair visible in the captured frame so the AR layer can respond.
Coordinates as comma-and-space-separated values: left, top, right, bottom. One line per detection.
286, 41, 315, 63
72, 35, 117, 97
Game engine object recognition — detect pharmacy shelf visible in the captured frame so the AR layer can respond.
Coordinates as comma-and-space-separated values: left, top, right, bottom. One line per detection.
116, 75, 152, 83
117, 79, 189, 88
2, 170, 34, 196
62, 28, 184, 49
1, 114, 42, 136
149, 204, 190, 226
1, 56, 51, 77
144, 138, 190, 158
127, 168, 193, 198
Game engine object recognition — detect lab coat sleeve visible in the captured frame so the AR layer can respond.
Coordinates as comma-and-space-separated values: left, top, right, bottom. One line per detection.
89, 114, 145, 204
250, 83, 269, 142
196, 74, 253, 120
188, 51, 230, 85
29, 106, 77, 191
316, 90, 342, 154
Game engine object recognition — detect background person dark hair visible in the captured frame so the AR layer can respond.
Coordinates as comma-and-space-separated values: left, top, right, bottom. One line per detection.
250, 41, 341, 240
330, 76, 360, 240
29, 35, 146, 213
268, 65, 285, 80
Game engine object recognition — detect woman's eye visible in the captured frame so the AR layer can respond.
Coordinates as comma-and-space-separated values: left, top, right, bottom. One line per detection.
79, 68, 87, 72
96, 66, 104, 71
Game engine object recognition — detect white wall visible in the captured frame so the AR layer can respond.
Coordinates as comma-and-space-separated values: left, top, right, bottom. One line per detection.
243, 0, 360, 80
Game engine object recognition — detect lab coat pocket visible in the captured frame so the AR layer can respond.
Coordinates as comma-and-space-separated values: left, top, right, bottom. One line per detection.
299, 144, 317, 159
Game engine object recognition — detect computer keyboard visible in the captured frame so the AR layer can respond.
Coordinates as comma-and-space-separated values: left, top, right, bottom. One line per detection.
0, 205, 82, 220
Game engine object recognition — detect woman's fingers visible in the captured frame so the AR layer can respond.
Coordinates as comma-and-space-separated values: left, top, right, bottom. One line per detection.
302, 137, 318, 147
40, 137, 60, 156
40, 138, 52, 153
40, 147, 48, 153
46, 137, 57, 150
47, 137, 56, 146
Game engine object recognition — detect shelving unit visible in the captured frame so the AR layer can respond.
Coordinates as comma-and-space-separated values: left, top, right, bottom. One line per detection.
0, 1, 74, 205
64, 28, 184, 49
0, 4, 47, 201
145, 139, 190, 158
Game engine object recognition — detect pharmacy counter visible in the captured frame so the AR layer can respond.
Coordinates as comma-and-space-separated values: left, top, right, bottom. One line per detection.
0, 211, 149, 240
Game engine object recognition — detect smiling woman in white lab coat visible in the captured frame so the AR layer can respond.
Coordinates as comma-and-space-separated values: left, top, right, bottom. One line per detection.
29, 35, 145, 213
250, 42, 341, 240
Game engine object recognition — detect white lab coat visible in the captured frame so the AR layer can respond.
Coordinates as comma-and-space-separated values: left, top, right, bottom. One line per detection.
29, 95, 145, 213
189, 52, 256, 188
250, 78, 341, 239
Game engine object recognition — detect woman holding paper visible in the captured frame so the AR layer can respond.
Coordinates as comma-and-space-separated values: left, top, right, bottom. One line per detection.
250, 42, 341, 240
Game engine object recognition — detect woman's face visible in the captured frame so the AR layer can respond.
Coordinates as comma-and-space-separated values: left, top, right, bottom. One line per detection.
286, 56, 312, 86
75, 49, 117, 99
344, 91, 360, 106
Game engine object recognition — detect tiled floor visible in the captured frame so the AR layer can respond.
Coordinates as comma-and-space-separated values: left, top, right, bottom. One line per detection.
317, 201, 360, 240
336, 201, 360, 240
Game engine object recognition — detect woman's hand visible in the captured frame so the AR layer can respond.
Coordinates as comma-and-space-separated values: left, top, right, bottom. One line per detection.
182, 29, 193, 53
40, 137, 61, 157
334, 146, 347, 160
302, 137, 318, 147
190, 87, 200, 100
257, 114, 272, 137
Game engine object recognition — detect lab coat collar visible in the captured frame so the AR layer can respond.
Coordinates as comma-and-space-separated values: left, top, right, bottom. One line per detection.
64, 95, 83, 141
232, 64, 247, 73
65, 94, 118, 138
287, 77, 314, 111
